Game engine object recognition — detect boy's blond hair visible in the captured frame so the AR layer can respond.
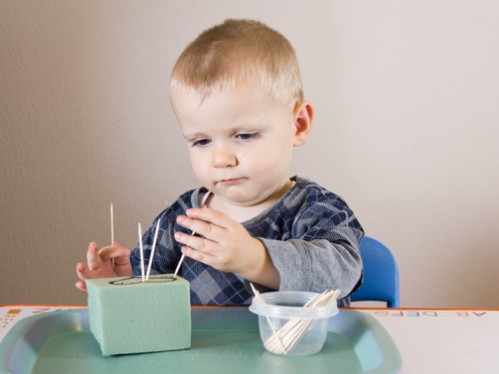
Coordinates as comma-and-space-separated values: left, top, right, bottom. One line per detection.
170, 19, 303, 109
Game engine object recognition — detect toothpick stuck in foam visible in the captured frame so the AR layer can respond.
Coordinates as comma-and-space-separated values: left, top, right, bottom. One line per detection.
145, 218, 161, 281
138, 223, 145, 282
173, 254, 185, 280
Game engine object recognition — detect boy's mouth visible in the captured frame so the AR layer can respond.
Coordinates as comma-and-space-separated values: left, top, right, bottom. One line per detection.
220, 178, 245, 185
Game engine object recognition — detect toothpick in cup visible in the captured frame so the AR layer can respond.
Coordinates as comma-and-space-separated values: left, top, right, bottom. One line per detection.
250, 283, 286, 353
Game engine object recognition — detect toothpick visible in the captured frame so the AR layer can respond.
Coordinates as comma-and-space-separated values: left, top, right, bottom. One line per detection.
145, 218, 161, 281
173, 254, 185, 280
110, 203, 114, 245
173, 191, 211, 279
250, 283, 286, 353
138, 223, 145, 282
172, 229, 196, 279
172, 225, 199, 279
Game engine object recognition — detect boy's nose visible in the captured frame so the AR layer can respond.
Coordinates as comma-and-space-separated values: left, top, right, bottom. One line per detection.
212, 145, 238, 168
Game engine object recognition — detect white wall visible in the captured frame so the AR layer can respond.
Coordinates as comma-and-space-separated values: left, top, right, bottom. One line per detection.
1, 0, 498, 307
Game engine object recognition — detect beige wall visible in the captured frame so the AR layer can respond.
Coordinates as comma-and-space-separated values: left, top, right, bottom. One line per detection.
1, 1, 498, 307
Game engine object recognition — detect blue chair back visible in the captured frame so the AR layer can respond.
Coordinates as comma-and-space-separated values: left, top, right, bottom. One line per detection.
350, 236, 400, 307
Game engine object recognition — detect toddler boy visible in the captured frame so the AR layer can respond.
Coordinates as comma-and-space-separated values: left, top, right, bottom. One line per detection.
76, 19, 364, 306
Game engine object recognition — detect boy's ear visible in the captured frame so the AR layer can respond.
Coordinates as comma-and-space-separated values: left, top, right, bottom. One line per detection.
293, 101, 314, 146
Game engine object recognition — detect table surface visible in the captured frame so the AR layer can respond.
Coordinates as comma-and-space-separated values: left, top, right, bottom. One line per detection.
1, 305, 498, 373
353, 307, 498, 373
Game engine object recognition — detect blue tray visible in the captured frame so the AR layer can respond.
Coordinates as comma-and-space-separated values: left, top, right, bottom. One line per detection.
0, 308, 401, 373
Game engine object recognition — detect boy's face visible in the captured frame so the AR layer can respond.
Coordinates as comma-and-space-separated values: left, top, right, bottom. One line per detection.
171, 82, 306, 208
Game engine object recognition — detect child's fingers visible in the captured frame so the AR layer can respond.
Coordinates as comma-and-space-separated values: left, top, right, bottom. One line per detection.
86, 242, 102, 271
75, 262, 86, 277
175, 231, 216, 253
98, 245, 130, 263
75, 263, 91, 291
186, 207, 230, 227
75, 280, 88, 293
181, 245, 214, 266
176, 215, 226, 242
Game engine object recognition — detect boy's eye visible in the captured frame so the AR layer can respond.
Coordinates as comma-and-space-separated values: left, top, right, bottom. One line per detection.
236, 132, 258, 141
192, 138, 211, 147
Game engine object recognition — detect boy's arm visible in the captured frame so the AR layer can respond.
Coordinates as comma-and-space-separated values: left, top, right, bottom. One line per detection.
259, 226, 363, 299
232, 237, 280, 290
257, 183, 364, 300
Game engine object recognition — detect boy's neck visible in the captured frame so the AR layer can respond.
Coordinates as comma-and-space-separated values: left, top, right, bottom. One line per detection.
205, 179, 295, 222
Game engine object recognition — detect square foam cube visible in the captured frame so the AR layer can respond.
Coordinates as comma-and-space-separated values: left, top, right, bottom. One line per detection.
85, 274, 191, 356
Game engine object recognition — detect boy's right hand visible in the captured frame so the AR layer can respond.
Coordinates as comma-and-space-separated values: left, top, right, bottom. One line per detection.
75, 242, 132, 292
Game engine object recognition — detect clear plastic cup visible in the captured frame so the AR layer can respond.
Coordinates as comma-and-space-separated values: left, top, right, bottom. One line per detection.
248, 291, 339, 356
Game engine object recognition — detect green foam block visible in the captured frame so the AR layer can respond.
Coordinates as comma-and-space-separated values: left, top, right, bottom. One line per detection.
85, 274, 191, 356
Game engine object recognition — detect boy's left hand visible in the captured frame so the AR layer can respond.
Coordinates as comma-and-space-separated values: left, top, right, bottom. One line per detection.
174, 208, 278, 288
